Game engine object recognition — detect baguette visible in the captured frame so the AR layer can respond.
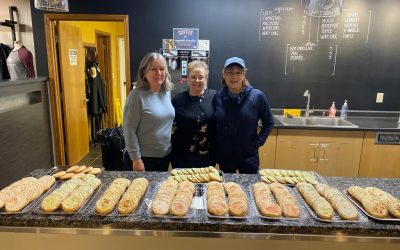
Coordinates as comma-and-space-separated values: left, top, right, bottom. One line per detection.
316, 184, 358, 220
206, 182, 228, 216
347, 186, 388, 218
270, 182, 299, 218
297, 182, 333, 220
365, 187, 400, 218
118, 177, 148, 214
96, 178, 130, 214
252, 182, 282, 217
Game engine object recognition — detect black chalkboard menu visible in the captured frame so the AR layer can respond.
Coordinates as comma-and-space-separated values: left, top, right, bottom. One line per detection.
205, 0, 400, 111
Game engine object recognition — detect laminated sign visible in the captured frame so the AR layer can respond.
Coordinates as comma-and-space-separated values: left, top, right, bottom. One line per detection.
69, 49, 78, 65
173, 28, 199, 50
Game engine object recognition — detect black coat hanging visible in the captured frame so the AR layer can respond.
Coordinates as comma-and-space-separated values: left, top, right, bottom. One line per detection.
86, 61, 107, 115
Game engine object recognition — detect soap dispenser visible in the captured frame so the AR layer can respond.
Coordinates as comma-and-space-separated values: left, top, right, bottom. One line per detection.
341, 100, 348, 119
328, 102, 336, 118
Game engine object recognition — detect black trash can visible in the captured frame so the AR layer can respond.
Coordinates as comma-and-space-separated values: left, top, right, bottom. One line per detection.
96, 127, 126, 171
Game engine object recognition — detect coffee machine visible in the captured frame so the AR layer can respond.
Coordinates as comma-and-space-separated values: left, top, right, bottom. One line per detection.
161, 39, 210, 97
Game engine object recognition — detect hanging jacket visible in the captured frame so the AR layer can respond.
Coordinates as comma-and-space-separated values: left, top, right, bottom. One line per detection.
0, 43, 11, 80
86, 61, 107, 115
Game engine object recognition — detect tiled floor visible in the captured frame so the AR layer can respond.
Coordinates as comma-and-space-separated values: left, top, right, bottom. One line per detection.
78, 144, 103, 168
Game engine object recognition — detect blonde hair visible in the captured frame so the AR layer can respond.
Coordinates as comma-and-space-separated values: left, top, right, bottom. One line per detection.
136, 52, 174, 91
188, 60, 209, 78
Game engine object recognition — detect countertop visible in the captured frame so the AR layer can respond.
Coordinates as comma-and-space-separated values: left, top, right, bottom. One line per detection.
1, 170, 399, 242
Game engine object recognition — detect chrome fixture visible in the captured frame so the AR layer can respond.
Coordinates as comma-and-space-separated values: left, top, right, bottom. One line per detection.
34, 0, 69, 12
306, 0, 343, 17
303, 90, 311, 118
273, 115, 359, 128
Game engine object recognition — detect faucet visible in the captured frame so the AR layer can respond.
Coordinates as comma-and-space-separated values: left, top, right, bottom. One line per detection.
303, 90, 311, 118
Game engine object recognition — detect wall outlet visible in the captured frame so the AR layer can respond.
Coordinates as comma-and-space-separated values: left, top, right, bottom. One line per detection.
376, 92, 384, 103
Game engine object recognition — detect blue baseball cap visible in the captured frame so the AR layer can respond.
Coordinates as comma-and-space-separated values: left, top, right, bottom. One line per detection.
224, 57, 246, 69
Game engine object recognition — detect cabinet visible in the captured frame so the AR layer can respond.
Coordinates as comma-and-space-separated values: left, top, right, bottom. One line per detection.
358, 132, 400, 178
275, 129, 364, 176
259, 129, 277, 169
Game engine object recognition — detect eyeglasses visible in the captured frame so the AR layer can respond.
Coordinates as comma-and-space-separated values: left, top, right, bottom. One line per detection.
189, 76, 206, 81
224, 70, 244, 77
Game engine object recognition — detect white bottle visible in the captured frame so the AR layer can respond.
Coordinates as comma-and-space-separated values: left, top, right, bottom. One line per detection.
341, 100, 348, 119
328, 102, 336, 118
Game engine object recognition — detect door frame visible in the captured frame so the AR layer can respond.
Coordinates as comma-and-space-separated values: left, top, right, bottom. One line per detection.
116, 35, 126, 123
95, 30, 114, 128
44, 14, 131, 165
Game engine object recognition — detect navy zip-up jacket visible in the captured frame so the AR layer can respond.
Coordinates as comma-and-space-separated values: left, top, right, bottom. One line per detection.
214, 85, 274, 171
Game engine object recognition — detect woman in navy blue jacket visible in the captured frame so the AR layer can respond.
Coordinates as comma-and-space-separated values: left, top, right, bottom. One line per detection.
214, 57, 274, 174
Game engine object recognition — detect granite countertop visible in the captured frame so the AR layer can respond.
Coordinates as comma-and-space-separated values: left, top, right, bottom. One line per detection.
1, 170, 400, 240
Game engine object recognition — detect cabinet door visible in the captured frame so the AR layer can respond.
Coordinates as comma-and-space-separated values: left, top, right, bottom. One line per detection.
316, 142, 361, 177
259, 129, 277, 169
275, 141, 318, 171
359, 144, 400, 178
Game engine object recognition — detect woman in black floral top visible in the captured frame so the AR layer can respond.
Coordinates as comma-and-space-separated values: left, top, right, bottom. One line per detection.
171, 60, 216, 169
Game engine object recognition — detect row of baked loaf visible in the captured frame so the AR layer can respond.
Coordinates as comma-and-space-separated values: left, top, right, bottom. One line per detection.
0, 175, 55, 212
347, 186, 400, 218
206, 182, 248, 217
252, 182, 300, 218
41, 176, 101, 212
297, 183, 359, 220
151, 179, 195, 216
95, 177, 148, 215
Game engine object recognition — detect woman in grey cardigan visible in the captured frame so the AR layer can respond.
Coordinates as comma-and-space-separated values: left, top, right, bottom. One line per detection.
123, 52, 175, 171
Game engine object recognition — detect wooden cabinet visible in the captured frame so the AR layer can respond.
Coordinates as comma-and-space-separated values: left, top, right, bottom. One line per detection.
358, 132, 400, 178
275, 129, 364, 176
259, 129, 277, 169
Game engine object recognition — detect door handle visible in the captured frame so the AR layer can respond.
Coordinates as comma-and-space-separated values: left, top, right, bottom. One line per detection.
310, 143, 318, 162
320, 144, 329, 161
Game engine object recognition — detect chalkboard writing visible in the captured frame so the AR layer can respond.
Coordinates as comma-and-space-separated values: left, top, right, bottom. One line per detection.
117, 0, 400, 111
224, 0, 399, 110
257, 3, 373, 78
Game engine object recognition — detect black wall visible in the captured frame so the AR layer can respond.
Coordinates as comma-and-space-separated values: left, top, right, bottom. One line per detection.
31, 0, 400, 111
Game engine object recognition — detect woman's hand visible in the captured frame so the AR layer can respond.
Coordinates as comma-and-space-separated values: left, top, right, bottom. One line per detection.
132, 159, 145, 171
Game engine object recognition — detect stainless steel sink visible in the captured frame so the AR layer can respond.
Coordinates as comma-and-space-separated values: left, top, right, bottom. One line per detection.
274, 115, 359, 128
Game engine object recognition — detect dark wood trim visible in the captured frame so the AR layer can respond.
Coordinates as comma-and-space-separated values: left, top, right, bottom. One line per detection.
82, 42, 96, 48
95, 32, 115, 128
44, 13, 131, 165
95, 29, 111, 37
124, 15, 131, 91
43, 14, 129, 22
115, 35, 124, 103
44, 17, 65, 165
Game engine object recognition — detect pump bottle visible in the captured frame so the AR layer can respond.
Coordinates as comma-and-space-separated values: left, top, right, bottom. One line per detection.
341, 100, 348, 119
328, 102, 336, 118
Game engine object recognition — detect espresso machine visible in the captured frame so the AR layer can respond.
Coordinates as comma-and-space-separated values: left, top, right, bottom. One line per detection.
161, 39, 210, 97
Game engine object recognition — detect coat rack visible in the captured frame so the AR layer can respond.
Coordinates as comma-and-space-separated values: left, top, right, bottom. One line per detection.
0, 6, 18, 43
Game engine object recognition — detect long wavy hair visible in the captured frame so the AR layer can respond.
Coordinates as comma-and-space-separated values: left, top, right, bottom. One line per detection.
135, 52, 174, 91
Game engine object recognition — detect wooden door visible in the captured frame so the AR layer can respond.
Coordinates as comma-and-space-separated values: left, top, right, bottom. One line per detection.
275, 141, 318, 171
58, 22, 89, 164
316, 143, 361, 177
